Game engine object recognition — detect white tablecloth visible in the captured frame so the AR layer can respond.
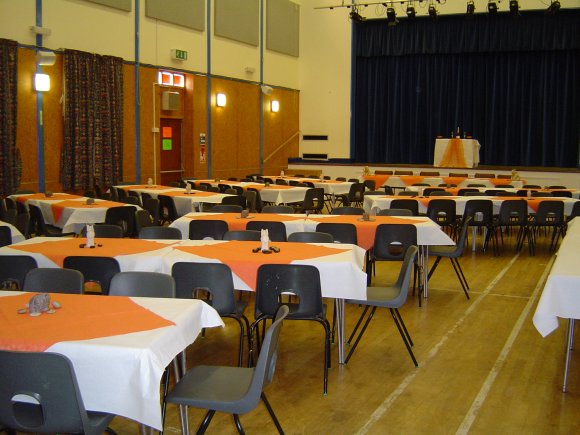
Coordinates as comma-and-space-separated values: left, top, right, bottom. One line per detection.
0, 292, 223, 430
533, 218, 580, 336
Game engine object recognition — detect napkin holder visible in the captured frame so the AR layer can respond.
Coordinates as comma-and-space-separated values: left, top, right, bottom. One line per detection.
44, 191, 53, 198
240, 209, 249, 219
85, 198, 95, 205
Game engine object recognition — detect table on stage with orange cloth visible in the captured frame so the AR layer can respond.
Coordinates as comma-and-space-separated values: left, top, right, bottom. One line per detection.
161, 239, 367, 363
12, 193, 136, 234
0, 291, 223, 430
433, 138, 481, 168
0, 237, 178, 271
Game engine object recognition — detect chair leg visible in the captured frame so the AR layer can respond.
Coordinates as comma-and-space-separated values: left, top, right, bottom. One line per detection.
450, 258, 470, 299
392, 308, 413, 347
233, 415, 245, 435
196, 409, 215, 435
390, 308, 418, 367
261, 393, 285, 434
232, 317, 245, 367
347, 306, 370, 344
345, 306, 376, 364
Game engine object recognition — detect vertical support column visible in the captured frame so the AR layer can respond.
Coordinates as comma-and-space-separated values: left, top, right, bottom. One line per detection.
206, 0, 212, 178
35, 0, 46, 192
259, 0, 264, 175
134, 0, 141, 183
349, 3, 357, 160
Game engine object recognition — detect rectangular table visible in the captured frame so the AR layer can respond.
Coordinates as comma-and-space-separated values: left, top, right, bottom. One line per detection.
363, 175, 524, 190
433, 138, 481, 168
0, 291, 223, 430
12, 193, 135, 234
533, 217, 580, 392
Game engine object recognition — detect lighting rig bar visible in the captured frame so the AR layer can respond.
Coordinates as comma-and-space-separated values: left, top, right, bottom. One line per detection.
314, 1, 432, 10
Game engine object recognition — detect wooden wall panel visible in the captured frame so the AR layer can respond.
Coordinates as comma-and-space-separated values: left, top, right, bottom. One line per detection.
263, 87, 300, 176
122, 63, 136, 184
211, 78, 260, 180
137, 67, 157, 184
43, 54, 64, 193
189, 74, 208, 179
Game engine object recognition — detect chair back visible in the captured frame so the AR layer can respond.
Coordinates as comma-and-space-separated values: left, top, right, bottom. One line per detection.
463, 200, 494, 227
221, 195, 247, 209
380, 246, 418, 307
0, 255, 38, 290
223, 230, 262, 241
23, 268, 84, 294
316, 223, 357, 245
497, 200, 528, 226
423, 187, 444, 196
243, 189, 258, 212
142, 197, 160, 225
390, 199, 419, 216
426, 199, 456, 227
420, 171, 440, 176
109, 272, 175, 298
551, 190, 572, 198
394, 170, 413, 175
531, 191, 553, 197
247, 305, 288, 400
246, 188, 263, 211
158, 195, 180, 222
135, 209, 154, 232
300, 188, 325, 213
534, 201, 565, 226
331, 206, 364, 215
261, 205, 294, 214
81, 224, 124, 238
373, 224, 417, 261
0, 226, 11, 247
0, 350, 110, 434
449, 172, 468, 177
457, 188, 479, 196
138, 226, 182, 240
346, 183, 365, 205
246, 221, 287, 242
363, 179, 376, 191
396, 191, 418, 197
189, 219, 228, 240
569, 201, 580, 220
63, 256, 120, 295
172, 262, 237, 314
27, 204, 49, 236
256, 264, 323, 318
377, 208, 413, 216
288, 231, 334, 243
210, 204, 243, 213
104, 206, 137, 237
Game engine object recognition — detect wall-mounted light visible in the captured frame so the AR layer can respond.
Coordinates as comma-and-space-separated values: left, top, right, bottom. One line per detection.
216, 93, 226, 107
34, 73, 50, 92
271, 100, 280, 113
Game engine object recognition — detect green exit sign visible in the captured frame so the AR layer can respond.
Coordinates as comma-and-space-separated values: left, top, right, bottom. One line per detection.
171, 49, 188, 61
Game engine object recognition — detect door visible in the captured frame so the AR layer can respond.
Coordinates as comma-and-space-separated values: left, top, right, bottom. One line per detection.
160, 118, 183, 185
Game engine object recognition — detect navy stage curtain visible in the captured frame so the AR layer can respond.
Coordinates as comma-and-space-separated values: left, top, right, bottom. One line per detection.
353, 10, 580, 167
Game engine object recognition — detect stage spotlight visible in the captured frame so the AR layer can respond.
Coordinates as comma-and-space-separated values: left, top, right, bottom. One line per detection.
428, 4, 438, 20
386, 7, 398, 26
466, 1, 475, 17
349, 11, 365, 23
406, 4, 416, 19
546, 0, 560, 15
488, 1, 498, 15
509, 0, 520, 17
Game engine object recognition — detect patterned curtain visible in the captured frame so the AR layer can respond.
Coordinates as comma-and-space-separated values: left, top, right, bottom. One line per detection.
61, 49, 123, 190
0, 39, 21, 196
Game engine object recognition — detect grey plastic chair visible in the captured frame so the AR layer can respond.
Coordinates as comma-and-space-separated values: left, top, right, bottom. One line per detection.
377, 208, 413, 216
261, 205, 294, 214
81, 224, 124, 238
331, 206, 365, 215
223, 230, 262, 241
63, 256, 121, 296
104, 205, 137, 237
345, 246, 418, 366
316, 222, 357, 245
165, 305, 288, 435
288, 231, 334, 243
109, 271, 176, 298
0, 350, 115, 435
246, 221, 287, 242
0, 255, 38, 290
210, 204, 243, 213
23, 268, 84, 294
28, 204, 76, 237
252, 264, 331, 394
189, 219, 228, 240
138, 226, 182, 240
172, 262, 250, 367
427, 217, 472, 300
0, 226, 11, 247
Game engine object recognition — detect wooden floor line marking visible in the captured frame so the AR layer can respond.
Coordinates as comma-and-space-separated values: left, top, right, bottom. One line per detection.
454, 257, 554, 435
355, 253, 521, 435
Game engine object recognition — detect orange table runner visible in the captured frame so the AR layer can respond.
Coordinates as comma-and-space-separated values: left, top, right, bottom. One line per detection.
186, 213, 305, 231
50, 200, 124, 223
364, 175, 389, 187
11, 238, 174, 267
439, 138, 468, 168
308, 215, 419, 250
0, 293, 174, 352
175, 240, 347, 289
441, 177, 468, 186
16, 193, 83, 203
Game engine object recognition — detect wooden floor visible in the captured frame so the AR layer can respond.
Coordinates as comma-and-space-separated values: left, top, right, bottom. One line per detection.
109, 230, 579, 435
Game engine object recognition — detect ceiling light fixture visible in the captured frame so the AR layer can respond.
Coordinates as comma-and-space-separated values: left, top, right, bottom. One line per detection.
488, 1, 498, 14
546, 0, 560, 15
428, 2, 438, 20
509, 0, 520, 17
386, 6, 398, 26
466, 1, 475, 16
406, 2, 416, 19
